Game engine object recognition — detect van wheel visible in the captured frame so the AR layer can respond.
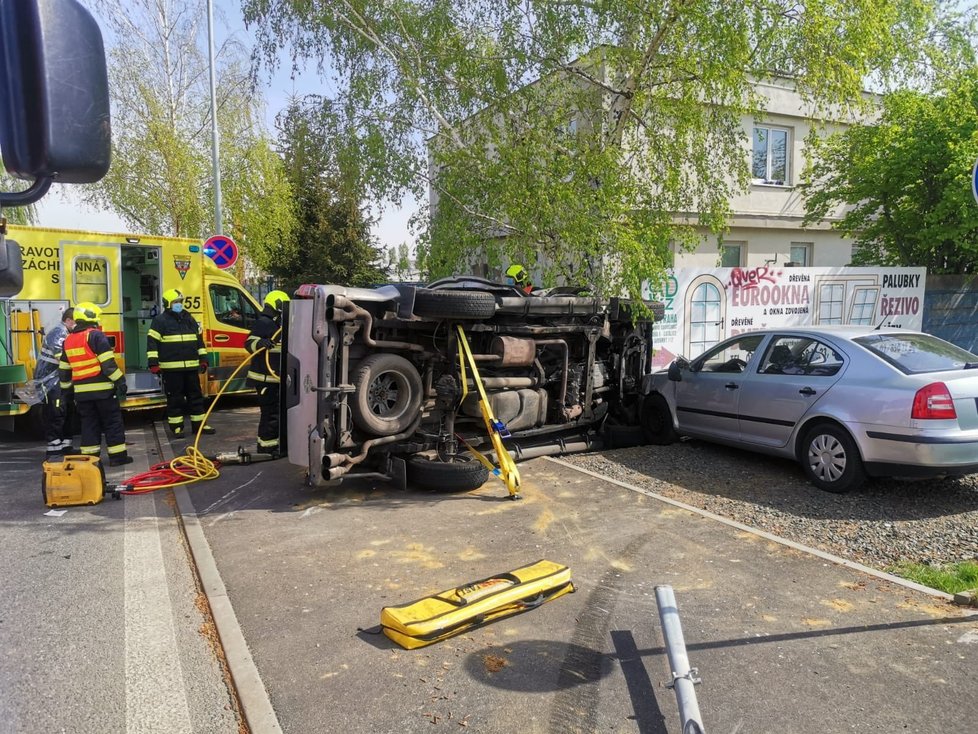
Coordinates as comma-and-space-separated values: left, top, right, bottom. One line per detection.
640, 395, 677, 445
801, 422, 866, 493
413, 289, 496, 320
407, 454, 489, 492
350, 354, 423, 436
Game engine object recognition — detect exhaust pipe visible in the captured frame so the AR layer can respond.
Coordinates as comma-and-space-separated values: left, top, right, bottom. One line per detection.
325, 295, 424, 352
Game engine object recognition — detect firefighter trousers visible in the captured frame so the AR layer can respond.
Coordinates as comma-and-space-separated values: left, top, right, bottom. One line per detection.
256, 383, 280, 454
42, 386, 69, 447
76, 397, 127, 460
162, 369, 206, 434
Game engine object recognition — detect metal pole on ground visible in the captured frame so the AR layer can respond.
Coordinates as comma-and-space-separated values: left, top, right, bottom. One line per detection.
655, 584, 706, 734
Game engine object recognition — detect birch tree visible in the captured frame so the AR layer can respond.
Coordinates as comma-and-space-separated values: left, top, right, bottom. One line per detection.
84, 0, 295, 259
243, 0, 970, 298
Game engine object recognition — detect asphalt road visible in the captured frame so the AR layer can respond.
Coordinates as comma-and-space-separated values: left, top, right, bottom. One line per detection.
175, 408, 978, 734
4, 403, 978, 734
0, 415, 240, 734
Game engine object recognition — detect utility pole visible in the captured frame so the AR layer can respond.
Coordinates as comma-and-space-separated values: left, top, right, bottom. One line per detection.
207, 0, 223, 235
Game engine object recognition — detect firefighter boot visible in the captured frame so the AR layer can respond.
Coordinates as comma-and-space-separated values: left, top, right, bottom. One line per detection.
109, 453, 134, 467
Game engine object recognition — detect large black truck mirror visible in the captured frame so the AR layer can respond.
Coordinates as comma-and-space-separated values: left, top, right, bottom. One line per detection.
0, 0, 111, 207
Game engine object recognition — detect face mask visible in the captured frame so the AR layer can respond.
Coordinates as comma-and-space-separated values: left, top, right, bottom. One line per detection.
505, 277, 516, 286
172, 302, 184, 313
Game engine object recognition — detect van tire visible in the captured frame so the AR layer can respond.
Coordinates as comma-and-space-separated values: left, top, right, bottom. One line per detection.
350, 354, 423, 436
413, 289, 496, 320
407, 454, 489, 492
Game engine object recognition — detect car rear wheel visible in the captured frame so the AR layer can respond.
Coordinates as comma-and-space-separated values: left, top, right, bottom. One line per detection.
801, 422, 866, 493
351, 354, 423, 436
413, 289, 496, 320
640, 394, 677, 445
407, 454, 489, 492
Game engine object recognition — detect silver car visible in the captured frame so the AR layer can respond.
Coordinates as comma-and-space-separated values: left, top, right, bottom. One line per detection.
640, 326, 978, 493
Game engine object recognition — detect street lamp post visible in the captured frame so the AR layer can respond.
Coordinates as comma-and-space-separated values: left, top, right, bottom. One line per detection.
207, 0, 223, 235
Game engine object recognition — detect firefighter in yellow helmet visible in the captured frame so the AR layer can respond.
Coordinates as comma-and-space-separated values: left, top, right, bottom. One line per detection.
245, 290, 290, 456
146, 288, 214, 437
505, 264, 533, 294
57, 302, 132, 466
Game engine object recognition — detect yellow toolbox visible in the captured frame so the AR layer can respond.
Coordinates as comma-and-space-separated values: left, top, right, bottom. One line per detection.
42, 455, 107, 507
380, 559, 575, 649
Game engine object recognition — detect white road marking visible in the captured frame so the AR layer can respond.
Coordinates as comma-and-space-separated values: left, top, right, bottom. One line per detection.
199, 473, 262, 515
125, 492, 193, 733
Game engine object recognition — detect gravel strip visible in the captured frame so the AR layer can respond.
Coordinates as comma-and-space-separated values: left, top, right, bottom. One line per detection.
563, 439, 978, 572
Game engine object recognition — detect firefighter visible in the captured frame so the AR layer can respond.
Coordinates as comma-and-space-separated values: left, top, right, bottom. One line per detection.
505, 264, 534, 294
146, 289, 214, 438
245, 290, 290, 456
34, 305, 76, 455
58, 303, 132, 466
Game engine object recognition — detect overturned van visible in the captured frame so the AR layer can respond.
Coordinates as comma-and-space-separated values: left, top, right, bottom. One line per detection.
283, 277, 662, 493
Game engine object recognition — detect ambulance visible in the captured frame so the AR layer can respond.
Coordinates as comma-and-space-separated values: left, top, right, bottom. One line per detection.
0, 225, 262, 431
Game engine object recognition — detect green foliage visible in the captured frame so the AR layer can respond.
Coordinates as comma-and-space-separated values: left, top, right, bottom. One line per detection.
243, 0, 968, 298
260, 98, 387, 291
0, 167, 37, 224
83, 0, 294, 264
888, 560, 978, 594
803, 68, 978, 273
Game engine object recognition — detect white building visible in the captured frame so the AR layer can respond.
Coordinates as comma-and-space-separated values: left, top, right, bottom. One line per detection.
679, 77, 858, 270
431, 60, 864, 281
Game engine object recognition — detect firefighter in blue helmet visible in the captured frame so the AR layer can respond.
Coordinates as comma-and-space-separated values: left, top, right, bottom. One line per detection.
246, 290, 290, 456
147, 288, 214, 438
34, 305, 76, 455
58, 303, 132, 466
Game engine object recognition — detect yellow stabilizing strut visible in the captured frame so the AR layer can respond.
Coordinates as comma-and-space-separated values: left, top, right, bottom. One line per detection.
455, 325, 521, 499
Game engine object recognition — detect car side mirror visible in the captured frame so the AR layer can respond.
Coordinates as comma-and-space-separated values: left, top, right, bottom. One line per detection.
0, 0, 111, 206
667, 360, 683, 382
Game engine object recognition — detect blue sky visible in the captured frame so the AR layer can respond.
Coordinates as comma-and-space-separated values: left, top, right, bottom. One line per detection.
37, 0, 416, 254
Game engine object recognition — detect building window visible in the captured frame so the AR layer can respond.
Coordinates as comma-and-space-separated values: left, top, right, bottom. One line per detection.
752, 125, 790, 185
720, 242, 744, 268
789, 242, 812, 266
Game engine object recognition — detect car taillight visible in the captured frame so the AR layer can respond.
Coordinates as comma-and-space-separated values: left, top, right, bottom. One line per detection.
911, 382, 957, 420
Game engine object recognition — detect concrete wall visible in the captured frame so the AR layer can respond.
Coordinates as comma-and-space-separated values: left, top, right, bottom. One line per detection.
675, 226, 853, 269
923, 274, 978, 353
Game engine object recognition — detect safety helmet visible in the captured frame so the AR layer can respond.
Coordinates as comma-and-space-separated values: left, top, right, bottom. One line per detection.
264, 290, 291, 311
505, 264, 529, 286
162, 289, 184, 308
73, 302, 102, 325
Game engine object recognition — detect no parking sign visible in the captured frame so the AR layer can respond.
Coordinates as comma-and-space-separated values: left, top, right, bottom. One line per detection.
203, 235, 238, 270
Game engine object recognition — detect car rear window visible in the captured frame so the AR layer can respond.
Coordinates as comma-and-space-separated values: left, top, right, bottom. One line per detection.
854, 333, 978, 375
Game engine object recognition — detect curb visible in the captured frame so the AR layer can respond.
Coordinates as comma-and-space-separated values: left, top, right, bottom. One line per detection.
548, 456, 972, 605
159, 424, 284, 734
